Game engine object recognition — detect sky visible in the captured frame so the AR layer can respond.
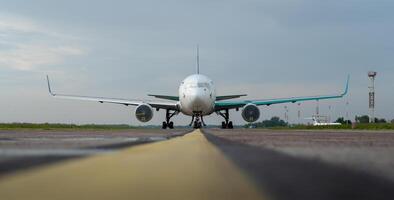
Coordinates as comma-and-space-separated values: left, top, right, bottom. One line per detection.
0, 0, 393, 125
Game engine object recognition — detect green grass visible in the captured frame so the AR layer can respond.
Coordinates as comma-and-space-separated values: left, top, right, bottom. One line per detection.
275, 123, 394, 130
0, 123, 135, 131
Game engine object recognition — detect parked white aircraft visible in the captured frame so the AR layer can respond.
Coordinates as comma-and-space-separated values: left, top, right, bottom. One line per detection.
306, 116, 342, 126
46, 49, 349, 129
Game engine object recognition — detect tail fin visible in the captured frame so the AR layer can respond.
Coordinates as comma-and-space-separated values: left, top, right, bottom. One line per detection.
196, 45, 199, 74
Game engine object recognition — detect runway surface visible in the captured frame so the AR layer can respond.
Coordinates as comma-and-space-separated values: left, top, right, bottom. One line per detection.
0, 129, 264, 200
206, 129, 394, 200
0, 128, 394, 200
0, 129, 187, 175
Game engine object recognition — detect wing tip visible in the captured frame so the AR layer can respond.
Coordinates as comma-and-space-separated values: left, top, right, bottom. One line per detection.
46, 75, 55, 96
342, 74, 350, 96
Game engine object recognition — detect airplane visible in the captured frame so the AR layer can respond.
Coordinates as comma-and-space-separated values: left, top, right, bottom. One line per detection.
46, 48, 349, 129
305, 116, 342, 126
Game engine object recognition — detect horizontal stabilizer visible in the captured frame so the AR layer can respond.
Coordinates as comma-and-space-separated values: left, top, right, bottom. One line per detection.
216, 94, 247, 101
148, 94, 179, 101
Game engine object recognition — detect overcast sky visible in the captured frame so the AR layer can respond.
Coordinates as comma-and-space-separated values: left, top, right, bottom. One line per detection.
0, 0, 393, 125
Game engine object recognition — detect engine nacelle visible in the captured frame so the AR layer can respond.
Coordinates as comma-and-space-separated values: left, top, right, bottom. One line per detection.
241, 103, 260, 122
135, 104, 154, 122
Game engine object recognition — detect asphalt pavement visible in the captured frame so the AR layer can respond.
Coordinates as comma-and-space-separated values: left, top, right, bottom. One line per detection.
0, 128, 393, 200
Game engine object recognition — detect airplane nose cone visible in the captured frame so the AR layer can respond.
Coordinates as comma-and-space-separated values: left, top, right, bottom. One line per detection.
190, 92, 204, 104
188, 89, 207, 112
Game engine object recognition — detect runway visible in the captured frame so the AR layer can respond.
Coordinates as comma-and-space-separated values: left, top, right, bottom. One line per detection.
0, 129, 187, 175
0, 129, 264, 200
205, 129, 394, 200
0, 128, 394, 200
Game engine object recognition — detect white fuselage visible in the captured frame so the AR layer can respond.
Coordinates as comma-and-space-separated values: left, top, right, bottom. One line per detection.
179, 74, 216, 116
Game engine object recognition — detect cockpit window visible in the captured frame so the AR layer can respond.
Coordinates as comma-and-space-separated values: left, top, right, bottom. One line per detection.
198, 83, 210, 88
187, 82, 210, 88
186, 83, 197, 88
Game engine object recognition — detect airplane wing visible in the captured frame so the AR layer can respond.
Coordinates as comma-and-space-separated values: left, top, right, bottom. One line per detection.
46, 76, 179, 111
215, 75, 349, 111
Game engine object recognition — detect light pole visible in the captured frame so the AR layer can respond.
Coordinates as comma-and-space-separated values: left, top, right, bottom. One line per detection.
368, 71, 377, 123
346, 101, 349, 124
297, 103, 301, 124
284, 106, 289, 124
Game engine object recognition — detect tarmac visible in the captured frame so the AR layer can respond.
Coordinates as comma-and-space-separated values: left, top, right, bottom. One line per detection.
0, 128, 394, 200
0, 129, 187, 175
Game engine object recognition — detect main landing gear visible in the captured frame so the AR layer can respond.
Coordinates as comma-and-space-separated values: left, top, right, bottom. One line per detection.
189, 114, 206, 129
217, 109, 233, 129
162, 109, 177, 129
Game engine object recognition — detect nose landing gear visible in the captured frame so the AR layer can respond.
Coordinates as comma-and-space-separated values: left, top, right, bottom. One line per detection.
193, 120, 202, 129
189, 113, 206, 129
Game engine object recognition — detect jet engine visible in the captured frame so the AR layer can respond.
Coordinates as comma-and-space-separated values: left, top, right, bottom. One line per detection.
241, 103, 260, 122
135, 104, 154, 122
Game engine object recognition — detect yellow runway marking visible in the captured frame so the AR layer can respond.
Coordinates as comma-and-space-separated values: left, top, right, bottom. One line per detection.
0, 130, 266, 200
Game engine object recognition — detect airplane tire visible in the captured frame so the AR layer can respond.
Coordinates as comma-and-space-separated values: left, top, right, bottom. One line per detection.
193, 121, 202, 129
221, 122, 226, 129
162, 122, 167, 129
193, 121, 197, 129
168, 121, 174, 129
228, 121, 233, 129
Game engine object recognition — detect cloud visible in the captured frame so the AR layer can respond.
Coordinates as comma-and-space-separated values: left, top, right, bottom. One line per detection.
0, 44, 84, 71
0, 15, 39, 33
0, 13, 86, 71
